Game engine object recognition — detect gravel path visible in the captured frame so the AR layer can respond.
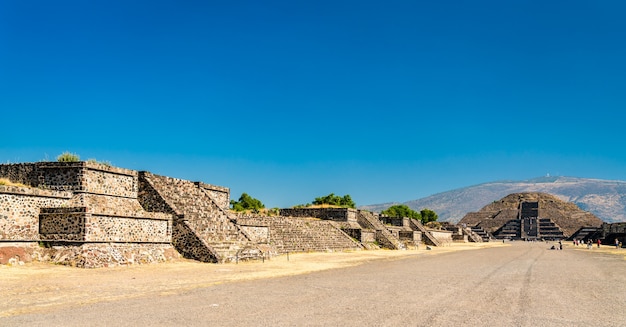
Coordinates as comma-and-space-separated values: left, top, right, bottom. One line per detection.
2, 242, 626, 326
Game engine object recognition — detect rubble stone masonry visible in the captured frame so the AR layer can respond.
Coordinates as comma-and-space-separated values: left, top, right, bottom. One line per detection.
1, 162, 175, 267
0, 186, 71, 240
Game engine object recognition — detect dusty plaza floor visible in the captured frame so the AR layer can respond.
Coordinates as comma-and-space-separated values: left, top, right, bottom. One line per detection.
2, 241, 626, 326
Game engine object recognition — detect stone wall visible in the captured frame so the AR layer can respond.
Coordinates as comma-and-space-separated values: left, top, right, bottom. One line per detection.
87, 214, 170, 243
279, 208, 358, 222
0, 162, 137, 197
197, 182, 230, 209
0, 186, 71, 240
429, 230, 453, 244
235, 215, 362, 253
1, 163, 176, 267
35, 242, 178, 268
0, 163, 37, 185
171, 220, 219, 263
39, 207, 86, 241
238, 225, 270, 243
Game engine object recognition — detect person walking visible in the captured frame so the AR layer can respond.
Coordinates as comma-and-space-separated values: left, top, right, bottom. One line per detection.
597, 239, 602, 248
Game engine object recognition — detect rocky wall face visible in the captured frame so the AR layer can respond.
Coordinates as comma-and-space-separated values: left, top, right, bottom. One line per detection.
361, 230, 376, 243
171, 220, 219, 262
69, 193, 169, 218
429, 230, 453, 243
197, 183, 230, 209
2, 162, 139, 198
0, 163, 37, 185
82, 168, 137, 197
239, 225, 269, 243
39, 208, 86, 241
38, 207, 172, 243
137, 173, 178, 215
85, 214, 171, 243
0, 187, 70, 240
205, 189, 229, 209
36, 165, 84, 191
279, 208, 356, 221
34, 243, 179, 268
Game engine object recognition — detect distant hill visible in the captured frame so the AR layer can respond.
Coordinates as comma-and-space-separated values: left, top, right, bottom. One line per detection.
359, 177, 626, 224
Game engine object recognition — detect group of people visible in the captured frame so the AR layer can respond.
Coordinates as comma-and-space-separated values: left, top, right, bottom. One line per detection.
571, 238, 600, 249
571, 238, 623, 249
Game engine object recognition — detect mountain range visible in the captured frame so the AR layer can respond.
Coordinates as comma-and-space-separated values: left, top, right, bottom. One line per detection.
360, 176, 626, 224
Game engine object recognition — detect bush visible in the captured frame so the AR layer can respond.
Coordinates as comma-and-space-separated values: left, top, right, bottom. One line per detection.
230, 193, 265, 212
312, 193, 355, 208
381, 205, 421, 220
57, 152, 80, 162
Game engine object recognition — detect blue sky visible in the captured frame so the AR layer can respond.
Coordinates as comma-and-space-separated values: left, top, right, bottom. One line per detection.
1, 1, 625, 208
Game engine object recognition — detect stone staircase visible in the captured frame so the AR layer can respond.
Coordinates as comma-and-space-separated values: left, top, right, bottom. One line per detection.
460, 226, 484, 243
138, 172, 250, 263
356, 210, 405, 250
568, 226, 602, 241
470, 226, 492, 242
407, 218, 442, 247
262, 216, 363, 253
537, 218, 565, 240
493, 220, 521, 239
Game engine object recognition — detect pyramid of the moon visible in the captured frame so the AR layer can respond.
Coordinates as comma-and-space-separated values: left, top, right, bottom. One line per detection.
458, 192, 604, 240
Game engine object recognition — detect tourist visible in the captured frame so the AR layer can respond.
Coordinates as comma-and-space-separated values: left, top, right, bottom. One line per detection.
558, 240, 562, 250
597, 239, 601, 248
616, 238, 620, 249
587, 240, 592, 249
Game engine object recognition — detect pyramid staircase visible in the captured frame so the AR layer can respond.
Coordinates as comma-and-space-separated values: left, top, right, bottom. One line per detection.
493, 220, 521, 239
537, 218, 565, 240
407, 218, 442, 246
139, 172, 252, 263
568, 226, 602, 241
470, 226, 492, 242
356, 210, 406, 250
461, 226, 484, 243
265, 217, 363, 253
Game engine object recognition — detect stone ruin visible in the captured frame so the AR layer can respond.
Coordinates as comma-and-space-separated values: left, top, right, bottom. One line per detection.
458, 192, 605, 241
0, 161, 451, 268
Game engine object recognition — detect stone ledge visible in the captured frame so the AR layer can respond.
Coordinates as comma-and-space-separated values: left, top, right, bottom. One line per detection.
0, 185, 73, 199
196, 182, 229, 193
37, 161, 137, 177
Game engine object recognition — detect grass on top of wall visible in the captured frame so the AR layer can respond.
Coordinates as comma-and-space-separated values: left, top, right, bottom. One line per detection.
0, 178, 28, 187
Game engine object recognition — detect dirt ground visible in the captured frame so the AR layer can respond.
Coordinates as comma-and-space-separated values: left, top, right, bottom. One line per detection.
2, 241, 626, 326
0, 243, 502, 317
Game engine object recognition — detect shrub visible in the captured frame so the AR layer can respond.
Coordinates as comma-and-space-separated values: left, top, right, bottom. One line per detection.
57, 152, 80, 162
312, 193, 356, 208
230, 193, 265, 212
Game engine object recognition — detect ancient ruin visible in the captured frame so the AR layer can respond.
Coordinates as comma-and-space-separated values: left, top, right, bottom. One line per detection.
2, 162, 621, 268
458, 192, 604, 240
0, 161, 449, 268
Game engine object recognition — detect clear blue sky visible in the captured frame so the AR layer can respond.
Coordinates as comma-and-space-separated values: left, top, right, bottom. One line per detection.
1, 1, 625, 208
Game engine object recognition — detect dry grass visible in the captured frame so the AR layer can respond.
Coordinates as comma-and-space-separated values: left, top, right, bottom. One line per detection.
0, 178, 27, 187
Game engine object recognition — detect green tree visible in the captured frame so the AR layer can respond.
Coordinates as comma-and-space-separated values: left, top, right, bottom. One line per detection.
381, 204, 421, 220
230, 193, 265, 212
420, 208, 438, 223
312, 193, 355, 208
